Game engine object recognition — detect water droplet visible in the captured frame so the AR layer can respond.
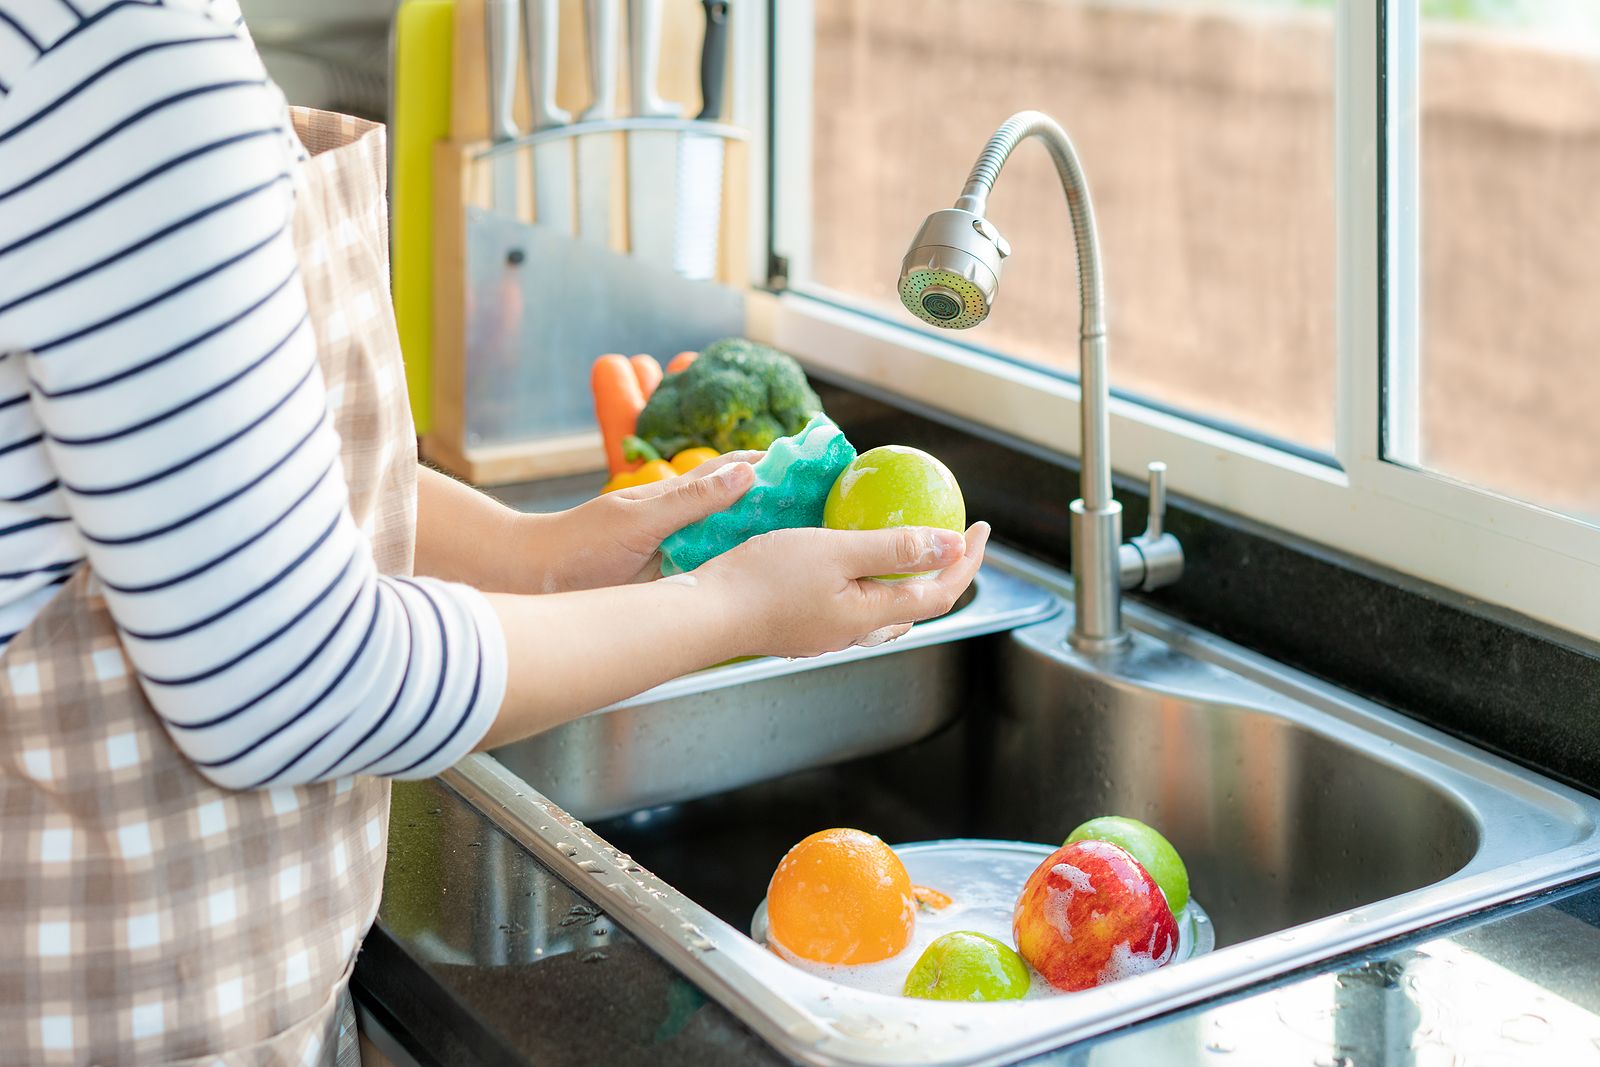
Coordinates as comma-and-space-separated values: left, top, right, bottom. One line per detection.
1500, 1013, 1550, 1044
577, 859, 604, 874
1204, 1038, 1236, 1055
556, 842, 579, 858
581, 950, 607, 963
559, 904, 601, 927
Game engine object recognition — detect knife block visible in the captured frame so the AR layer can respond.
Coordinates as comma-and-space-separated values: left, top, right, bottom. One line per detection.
417, 0, 750, 486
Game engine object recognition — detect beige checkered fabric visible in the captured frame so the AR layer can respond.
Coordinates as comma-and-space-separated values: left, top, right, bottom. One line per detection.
0, 109, 414, 1066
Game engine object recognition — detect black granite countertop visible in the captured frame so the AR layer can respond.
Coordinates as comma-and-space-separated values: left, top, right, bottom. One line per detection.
354, 777, 1600, 1067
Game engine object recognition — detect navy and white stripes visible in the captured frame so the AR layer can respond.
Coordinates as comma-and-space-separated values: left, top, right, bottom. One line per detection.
0, 0, 508, 788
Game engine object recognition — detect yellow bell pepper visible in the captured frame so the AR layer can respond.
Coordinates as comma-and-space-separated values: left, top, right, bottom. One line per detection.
601, 459, 676, 494
668, 447, 721, 475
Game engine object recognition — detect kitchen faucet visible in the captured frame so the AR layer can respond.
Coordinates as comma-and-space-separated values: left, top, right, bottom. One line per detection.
897, 110, 1183, 651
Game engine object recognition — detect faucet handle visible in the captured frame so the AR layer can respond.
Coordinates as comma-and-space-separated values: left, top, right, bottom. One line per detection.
1144, 461, 1167, 540
1120, 460, 1183, 593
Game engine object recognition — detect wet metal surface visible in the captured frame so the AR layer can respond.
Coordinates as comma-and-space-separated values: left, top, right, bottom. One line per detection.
359, 778, 1600, 1067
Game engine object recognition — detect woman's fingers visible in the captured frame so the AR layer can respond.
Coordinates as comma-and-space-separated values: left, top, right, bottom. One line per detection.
634, 461, 756, 533
827, 525, 968, 580
858, 522, 990, 623
685, 450, 764, 477
614, 450, 764, 502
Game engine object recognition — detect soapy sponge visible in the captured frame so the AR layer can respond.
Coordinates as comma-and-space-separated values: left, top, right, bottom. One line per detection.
660, 414, 857, 574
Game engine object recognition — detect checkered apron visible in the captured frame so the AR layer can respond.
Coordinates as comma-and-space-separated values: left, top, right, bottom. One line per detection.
0, 109, 416, 1066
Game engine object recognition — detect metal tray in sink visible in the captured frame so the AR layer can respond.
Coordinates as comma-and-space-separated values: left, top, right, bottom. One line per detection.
490, 564, 1060, 821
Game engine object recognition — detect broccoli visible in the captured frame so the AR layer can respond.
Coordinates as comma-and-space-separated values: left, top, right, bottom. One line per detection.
634, 338, 824, 456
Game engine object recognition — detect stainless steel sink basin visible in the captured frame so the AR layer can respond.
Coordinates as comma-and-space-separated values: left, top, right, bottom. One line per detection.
491, 566, 1059, 821
443, 547, 1600, 1066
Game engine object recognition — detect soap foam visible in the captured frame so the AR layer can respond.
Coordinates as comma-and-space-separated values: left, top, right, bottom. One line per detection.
758, 844, 1202, 1004
1095, 940, 1166, 985
760, 848, 1063, 1000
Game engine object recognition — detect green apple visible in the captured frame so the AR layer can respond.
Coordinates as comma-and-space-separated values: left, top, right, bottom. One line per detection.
1065, 816, 1190, 914
823, 446, 966, 580
902, 931, 1031, 1002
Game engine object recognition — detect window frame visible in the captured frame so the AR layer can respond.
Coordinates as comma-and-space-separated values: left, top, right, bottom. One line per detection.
736, 0, 1600, 643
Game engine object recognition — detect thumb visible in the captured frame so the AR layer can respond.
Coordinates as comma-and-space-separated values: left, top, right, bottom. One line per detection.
652, 461, 755, 532
827, 526, 966, 580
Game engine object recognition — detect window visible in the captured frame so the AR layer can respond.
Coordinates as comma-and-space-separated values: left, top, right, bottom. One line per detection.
742, 1, 1600, 641
800, 0, 1337, 455
1385, 1, 1600, 524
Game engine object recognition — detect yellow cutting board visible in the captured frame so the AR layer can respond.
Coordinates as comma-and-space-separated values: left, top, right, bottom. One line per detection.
392, 0, 455, 436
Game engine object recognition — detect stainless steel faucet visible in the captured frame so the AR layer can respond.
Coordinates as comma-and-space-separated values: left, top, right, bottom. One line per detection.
897, 110, 1183, 651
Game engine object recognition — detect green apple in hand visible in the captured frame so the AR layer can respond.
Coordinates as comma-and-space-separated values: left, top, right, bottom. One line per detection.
1066, 816, 1190, 914
824, 446, 966, 580
902, 931, 1031, 1002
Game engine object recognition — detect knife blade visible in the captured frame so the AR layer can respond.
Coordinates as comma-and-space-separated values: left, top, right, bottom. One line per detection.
625, 0, 680, 268
577, 0, 620, 246
486, 0, 522, 215
525, 0, 574, 233
673, 0, 729, 281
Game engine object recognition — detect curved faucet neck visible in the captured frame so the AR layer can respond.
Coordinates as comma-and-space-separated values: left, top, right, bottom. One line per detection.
954, 110, 1111, 511
954, 111, 1130, 650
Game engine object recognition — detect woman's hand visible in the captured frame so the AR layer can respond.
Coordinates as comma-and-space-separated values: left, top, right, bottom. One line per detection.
696, 521, 991, 658
528, 452, 760, 592
475, 517, 991, 751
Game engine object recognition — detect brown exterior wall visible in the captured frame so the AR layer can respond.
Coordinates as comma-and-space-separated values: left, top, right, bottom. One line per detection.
810, 1, 1599, 520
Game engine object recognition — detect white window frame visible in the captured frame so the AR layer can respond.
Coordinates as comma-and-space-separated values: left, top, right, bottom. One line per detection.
734, 1, 1600, 643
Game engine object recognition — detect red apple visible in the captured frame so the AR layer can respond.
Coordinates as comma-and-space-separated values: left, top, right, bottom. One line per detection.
1012, 839, 1179, 992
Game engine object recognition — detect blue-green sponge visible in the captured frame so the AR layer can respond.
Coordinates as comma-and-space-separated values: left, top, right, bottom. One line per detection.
660, 414, 857, 574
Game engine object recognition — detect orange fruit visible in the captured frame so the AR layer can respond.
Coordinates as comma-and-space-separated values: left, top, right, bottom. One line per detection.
766, 828, 915, 965
912, 884, 953, 912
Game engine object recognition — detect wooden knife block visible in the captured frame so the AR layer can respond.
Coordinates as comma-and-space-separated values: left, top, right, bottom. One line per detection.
421, 0, 748, 485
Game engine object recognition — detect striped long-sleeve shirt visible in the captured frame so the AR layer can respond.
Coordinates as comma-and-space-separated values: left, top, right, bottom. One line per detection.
0, 0, 508, 789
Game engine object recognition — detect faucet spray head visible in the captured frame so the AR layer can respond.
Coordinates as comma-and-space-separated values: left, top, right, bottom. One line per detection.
898, 208, 1010, 329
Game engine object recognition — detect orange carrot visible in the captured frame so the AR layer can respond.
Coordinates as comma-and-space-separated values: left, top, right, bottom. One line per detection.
592, 354, 647, 476
666, 350, 698, 375
630, 353, 663, 398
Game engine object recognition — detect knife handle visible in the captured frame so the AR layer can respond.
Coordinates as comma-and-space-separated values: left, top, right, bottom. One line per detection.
697, 0, 729, 122
580, 0, 619, 121
487, 0, 521, 141
628, 0, 676, 117
526, 0, 571, 128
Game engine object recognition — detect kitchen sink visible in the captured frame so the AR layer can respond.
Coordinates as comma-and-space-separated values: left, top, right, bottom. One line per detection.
444, 546, 1600, 1066
491, 566, 1060, 821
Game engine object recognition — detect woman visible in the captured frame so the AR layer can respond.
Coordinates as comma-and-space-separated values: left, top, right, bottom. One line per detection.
0, 0, 986, 1063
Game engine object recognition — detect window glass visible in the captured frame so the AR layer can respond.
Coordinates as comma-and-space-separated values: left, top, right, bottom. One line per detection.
803, 0, 1336, 453
1392, 0, 1600, 523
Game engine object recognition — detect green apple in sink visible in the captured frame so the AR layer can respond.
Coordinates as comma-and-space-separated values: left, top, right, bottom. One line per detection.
902, 931, 1031, 1002
1066, 816, 1190, 914
823, 446, 966, 580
